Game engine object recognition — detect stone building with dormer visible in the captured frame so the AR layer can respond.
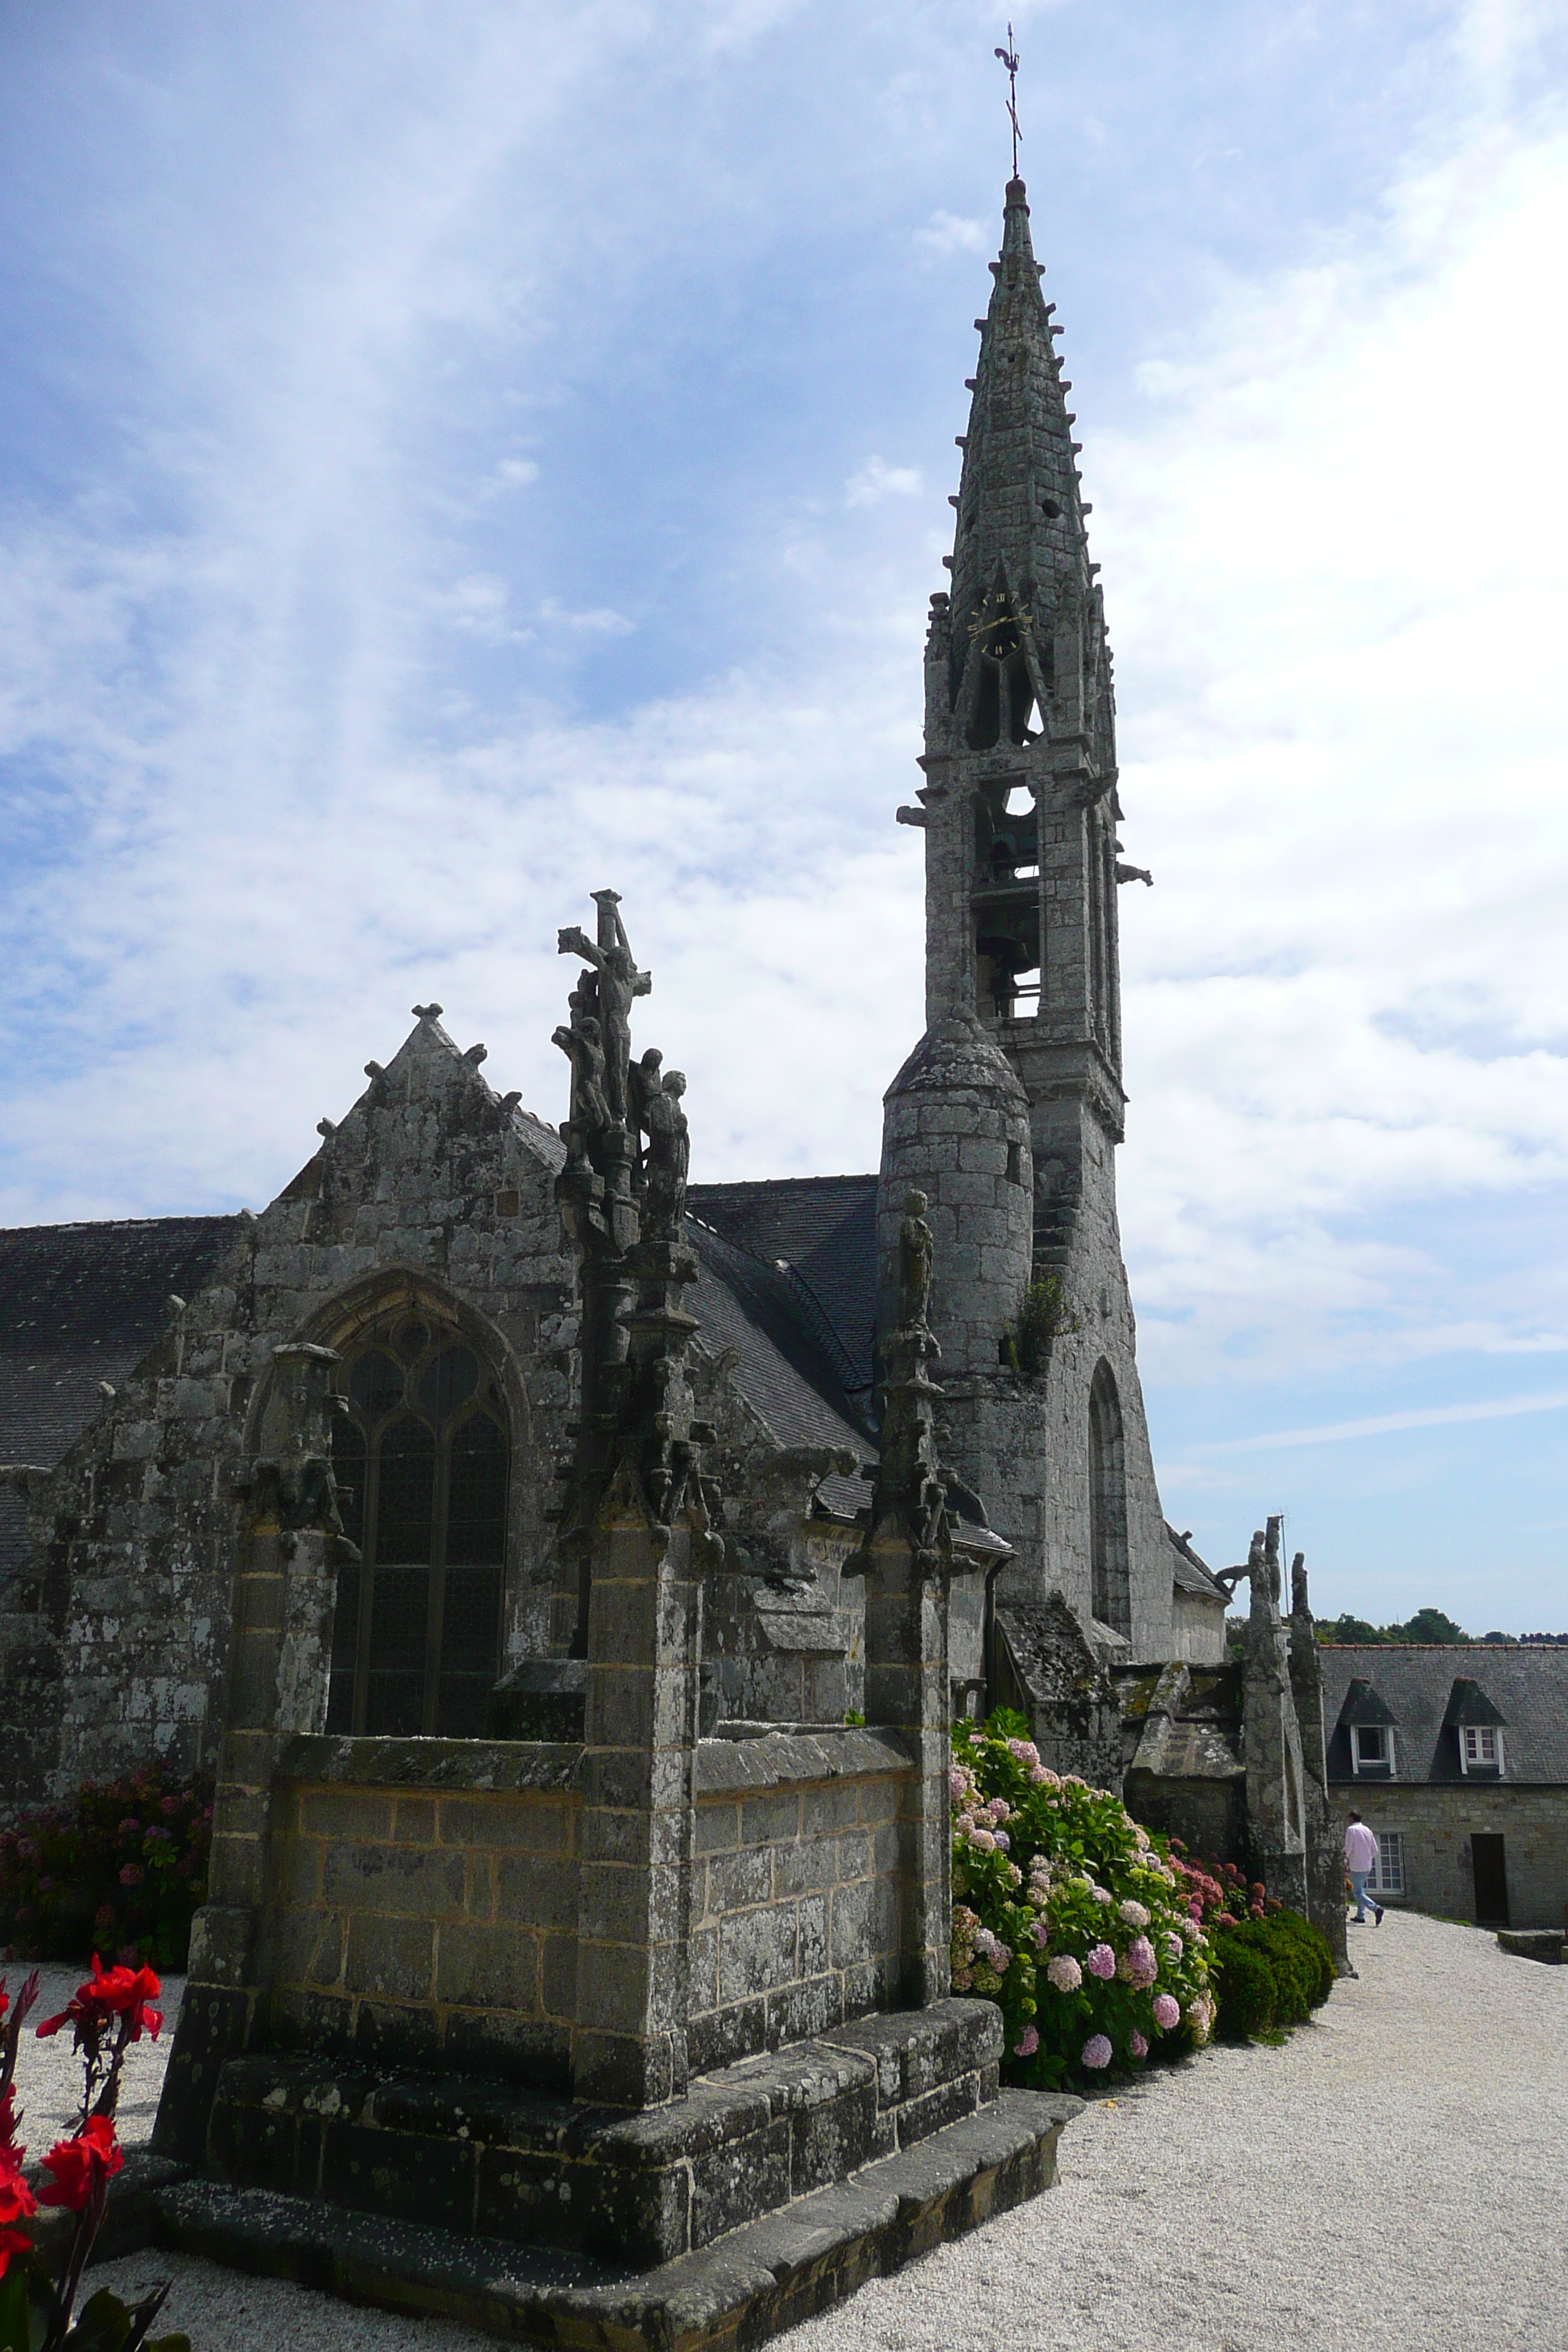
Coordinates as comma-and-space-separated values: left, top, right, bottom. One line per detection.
1321, 1644, 1568, 1931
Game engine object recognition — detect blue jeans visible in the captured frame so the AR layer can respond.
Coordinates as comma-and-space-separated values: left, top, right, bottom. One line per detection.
1349, 1869, 1379, 1917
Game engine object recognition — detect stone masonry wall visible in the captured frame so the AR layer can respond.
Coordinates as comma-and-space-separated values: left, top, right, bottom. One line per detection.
246, 1731, 915, 2095
1342, 1782, 1568, 1932
1028, 1085, 1171, 1662
3, 1014, 578, 1810
686, 1730, 911, 2075
262, 1739, 581, 2089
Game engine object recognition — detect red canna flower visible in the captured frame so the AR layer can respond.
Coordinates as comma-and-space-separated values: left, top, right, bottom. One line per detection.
36, 1956, 162, 2053
0, 2141, 38, 2276
37, 2114, 122, 2212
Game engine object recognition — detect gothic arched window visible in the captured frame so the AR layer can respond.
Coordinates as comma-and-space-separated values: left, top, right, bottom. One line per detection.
1089, 1359, 1130, 1638
325, 1307, 509, 1738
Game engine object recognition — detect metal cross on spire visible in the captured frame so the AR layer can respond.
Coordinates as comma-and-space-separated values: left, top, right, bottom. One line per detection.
994, 24, 1021, 179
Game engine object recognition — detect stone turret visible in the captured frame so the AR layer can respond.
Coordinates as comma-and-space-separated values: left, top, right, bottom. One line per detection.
876, 1015, 1033, 1381
883, 175, 1172, 1662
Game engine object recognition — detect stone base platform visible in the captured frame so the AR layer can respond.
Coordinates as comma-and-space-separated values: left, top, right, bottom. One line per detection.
155, 2087, 1081, 2348
203, 2000, 1006, 2269
1496, 1929, 1567, 1964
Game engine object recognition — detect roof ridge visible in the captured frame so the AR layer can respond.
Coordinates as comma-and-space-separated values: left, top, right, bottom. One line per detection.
0, 1212, 246, 1240
688, 1174, 877, 1194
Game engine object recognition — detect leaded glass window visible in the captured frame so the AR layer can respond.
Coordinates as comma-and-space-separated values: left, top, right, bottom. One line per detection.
325, 1310, 509, 1737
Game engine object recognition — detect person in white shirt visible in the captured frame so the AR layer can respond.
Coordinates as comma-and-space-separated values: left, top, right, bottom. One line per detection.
1344, 1812, 1384, 1925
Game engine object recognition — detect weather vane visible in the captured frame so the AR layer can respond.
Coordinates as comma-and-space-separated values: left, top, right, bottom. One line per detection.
995, 24, 1021, 179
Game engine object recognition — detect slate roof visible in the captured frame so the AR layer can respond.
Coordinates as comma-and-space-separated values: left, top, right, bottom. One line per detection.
0, 1214, 247, 1578
686, 1177, 878, 1408
1320, 1646, 1568, 1786
1166, 1524, 1228, 1603
0, 1191, 880, 1567
687, 1220, 875, 1517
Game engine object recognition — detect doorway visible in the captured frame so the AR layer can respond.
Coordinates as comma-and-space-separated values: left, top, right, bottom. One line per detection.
1470, 1833, 1509, 1925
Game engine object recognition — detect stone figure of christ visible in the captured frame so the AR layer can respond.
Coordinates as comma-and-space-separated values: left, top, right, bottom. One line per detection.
557, 890, 651, 1123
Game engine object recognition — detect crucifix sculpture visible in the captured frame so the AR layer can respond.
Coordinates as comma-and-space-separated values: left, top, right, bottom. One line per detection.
551, 892, 703, 1652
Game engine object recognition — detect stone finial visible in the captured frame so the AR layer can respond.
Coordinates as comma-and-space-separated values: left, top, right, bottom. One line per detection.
412, 1003, 442, 1019
464, 1043, 487, 1064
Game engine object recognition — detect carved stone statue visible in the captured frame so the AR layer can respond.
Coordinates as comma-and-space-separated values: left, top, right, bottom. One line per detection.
644, 1070, 690, 1232
628, 1046, 665, 1185
558, 890, 651, 1124
551, 1013, 612, 1158
898, 1188, 934, 1335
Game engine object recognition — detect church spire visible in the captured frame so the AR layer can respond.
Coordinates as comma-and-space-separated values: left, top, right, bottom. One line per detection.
943, 178, 1094, 727
913, 174, 1118, 1044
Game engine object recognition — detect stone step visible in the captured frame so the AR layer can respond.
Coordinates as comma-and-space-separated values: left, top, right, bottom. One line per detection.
156, 2086, 1082, 2349
206, 1999, 1005, 2269
1496, 1929, 1567, 1964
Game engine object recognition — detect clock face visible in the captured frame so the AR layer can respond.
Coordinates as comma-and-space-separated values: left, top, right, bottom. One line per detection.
968, 594, 1033, 667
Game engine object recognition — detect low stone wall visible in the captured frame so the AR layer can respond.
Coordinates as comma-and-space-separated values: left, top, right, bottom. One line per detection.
1345, 1783, 1568, 1930
688, 1727, 913, 2073
257, 1727, 917, 2093
265, 1736, 580, 2087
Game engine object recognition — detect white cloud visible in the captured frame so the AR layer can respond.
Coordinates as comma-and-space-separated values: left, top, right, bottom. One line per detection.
2, 4, 1567, 1509
845, 456, 924, 508
1095, 110, 1568, 1380
538, 597, 634, 636
916, 210, 987, 257
491, 456, 540, 488
1181, 1387, 1568, 1457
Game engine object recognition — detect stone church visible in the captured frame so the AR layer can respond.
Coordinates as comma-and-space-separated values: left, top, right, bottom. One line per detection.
0, 178, 1332, 1939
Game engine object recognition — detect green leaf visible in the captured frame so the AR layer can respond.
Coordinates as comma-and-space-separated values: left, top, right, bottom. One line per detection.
0, 2261, 34, 2352
143, 2338, 189, 2352
64, 2286, 132, 2348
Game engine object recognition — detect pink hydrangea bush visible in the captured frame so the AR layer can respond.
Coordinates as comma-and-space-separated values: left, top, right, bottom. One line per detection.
950, 1712, 1212, 2089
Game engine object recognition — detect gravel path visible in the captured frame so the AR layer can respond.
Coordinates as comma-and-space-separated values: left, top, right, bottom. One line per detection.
10, 1913, 1564, 2350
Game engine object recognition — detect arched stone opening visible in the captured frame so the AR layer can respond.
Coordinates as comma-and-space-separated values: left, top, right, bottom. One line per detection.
1088, 1357, 1130, 1638
261, 1284, 518, 1737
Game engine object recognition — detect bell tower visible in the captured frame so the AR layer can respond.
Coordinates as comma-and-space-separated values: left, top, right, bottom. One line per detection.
881, 177, 1172, 1660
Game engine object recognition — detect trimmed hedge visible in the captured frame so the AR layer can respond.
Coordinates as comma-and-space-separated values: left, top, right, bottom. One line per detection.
1212, 1908, 1335, 2040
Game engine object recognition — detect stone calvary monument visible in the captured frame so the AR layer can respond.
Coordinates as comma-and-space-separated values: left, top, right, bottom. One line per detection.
0, 169, 1346, 2340
143, 893, 1079, 2340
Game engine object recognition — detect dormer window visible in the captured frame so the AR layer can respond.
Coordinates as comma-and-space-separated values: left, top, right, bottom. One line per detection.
1460, 1725, 1504, 1775
1444, 1678, 1507, 1776
1352, 1724, 1394, 1776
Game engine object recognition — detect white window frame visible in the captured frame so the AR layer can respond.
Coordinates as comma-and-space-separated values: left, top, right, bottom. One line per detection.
1460, 1725, 1503, 1774
1352, 1723, 1393, 1775
1373, 1831, 1405, 1896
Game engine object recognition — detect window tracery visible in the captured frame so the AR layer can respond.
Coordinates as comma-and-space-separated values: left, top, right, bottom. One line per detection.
325, 1307, 509, 1737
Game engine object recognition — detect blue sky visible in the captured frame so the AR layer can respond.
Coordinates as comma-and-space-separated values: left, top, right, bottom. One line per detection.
2, 1, 1566, 1632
